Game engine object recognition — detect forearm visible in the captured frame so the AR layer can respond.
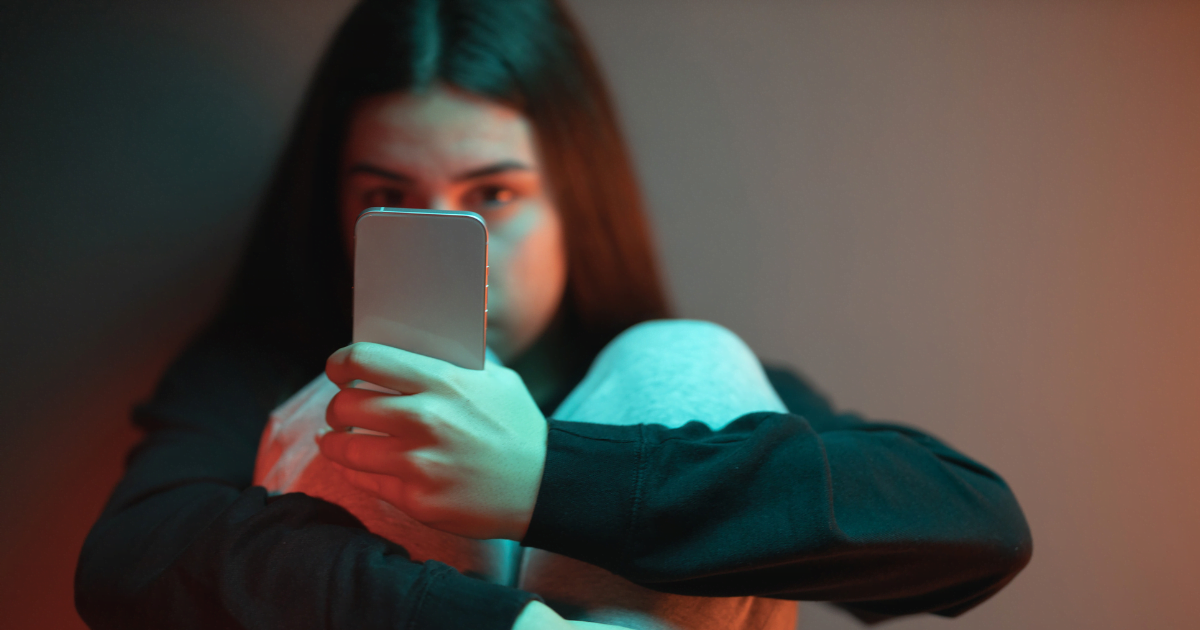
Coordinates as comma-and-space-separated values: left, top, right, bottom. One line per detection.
523, 412, 1031, 617
78, 330, 541, 629
78, 472, 538, 629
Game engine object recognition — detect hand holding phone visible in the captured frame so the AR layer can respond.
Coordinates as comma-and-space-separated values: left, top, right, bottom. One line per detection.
321, 342, 548, 542
331, 208, 547, 541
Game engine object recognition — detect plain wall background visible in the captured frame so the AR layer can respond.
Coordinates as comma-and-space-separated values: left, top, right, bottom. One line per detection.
1, 1, 1197, 628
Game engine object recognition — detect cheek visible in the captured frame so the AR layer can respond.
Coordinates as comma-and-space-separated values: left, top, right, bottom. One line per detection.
501, 206, 568, 334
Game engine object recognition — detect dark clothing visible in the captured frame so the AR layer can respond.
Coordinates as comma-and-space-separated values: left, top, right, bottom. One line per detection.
75, 329, 1031, 629
528, 367, 1032, 621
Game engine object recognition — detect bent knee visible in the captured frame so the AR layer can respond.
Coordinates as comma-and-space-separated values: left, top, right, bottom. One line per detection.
562, 319, 786, 425
609, 318, 743, 347
605, 319, 756, 364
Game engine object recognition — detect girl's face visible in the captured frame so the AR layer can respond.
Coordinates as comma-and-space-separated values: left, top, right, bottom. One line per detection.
339, 85, 568, 364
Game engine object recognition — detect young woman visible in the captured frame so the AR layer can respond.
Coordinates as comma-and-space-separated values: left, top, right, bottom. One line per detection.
75, 1, 1032, 629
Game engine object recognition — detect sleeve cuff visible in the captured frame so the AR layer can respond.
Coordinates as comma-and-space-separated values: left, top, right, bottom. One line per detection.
520, 420, 644, 570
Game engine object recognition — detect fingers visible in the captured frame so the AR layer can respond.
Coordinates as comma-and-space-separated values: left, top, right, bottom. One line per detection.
326, 342, 455, 393
317, 430, 423, 479
324, 387, 435, 441
326, 458, 406, 501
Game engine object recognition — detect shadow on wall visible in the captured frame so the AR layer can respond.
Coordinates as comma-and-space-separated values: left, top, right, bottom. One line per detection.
0, 1, 353, 627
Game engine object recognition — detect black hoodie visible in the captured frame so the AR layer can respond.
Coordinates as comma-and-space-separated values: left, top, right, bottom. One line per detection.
75, 321, 1031, 629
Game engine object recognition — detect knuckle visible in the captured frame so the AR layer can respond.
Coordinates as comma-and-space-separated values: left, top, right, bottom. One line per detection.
319, 433, 347, 462
420, 398, 451, 427
326, 391, 352, 427
410, 396, 434, 419
407, 400, 443, 435
344, 342, 374, 371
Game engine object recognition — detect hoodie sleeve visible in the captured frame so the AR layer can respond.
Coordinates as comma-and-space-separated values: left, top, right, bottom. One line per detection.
75, 329, 538, 630
523, 365, 1032, 620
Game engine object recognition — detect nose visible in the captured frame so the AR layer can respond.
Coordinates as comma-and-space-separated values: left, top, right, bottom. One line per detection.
428, 193, 455, 211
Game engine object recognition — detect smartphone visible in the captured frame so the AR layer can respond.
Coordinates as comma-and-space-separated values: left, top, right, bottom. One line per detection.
353, 207, 489, 370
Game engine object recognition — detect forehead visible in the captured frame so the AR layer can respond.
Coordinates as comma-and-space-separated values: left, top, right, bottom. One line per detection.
343, 86, 537, 171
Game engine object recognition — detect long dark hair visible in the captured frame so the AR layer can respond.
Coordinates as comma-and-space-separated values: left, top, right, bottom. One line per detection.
219, 0, 671, 370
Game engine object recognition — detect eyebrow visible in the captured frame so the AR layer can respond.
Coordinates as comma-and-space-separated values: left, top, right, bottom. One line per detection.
345, 160, 531, 183
452, 160, 531, 181
346, 163, 413, 183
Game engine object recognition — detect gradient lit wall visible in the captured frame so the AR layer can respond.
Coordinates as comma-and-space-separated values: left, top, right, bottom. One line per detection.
1, 1, 1197, 629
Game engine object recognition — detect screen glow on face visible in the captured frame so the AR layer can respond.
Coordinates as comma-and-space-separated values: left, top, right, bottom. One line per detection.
339, 85, 568, 363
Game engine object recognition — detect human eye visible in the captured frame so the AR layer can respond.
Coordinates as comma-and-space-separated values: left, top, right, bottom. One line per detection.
465, 184, 518, 212
362, 187, 408, 208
